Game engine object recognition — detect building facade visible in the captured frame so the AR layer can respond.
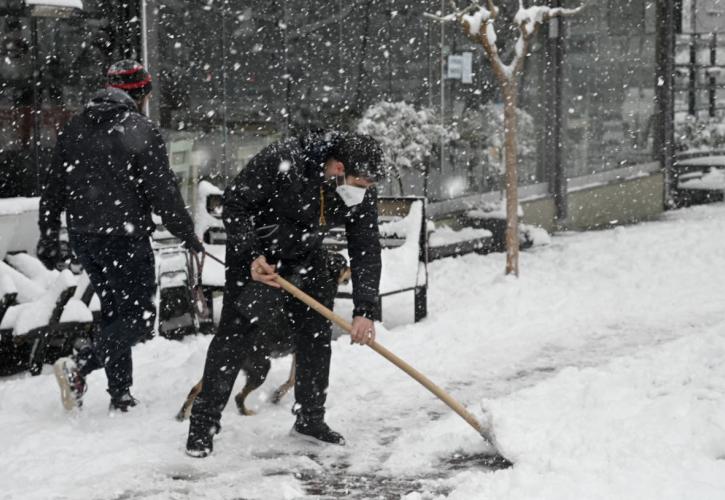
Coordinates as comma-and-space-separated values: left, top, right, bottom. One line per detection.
1, 0, 722, 228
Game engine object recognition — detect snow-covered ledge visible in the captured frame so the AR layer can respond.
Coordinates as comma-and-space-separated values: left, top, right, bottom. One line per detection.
25, 0, 83, 9
0, 197, 40, 260
428, 161, 662, 219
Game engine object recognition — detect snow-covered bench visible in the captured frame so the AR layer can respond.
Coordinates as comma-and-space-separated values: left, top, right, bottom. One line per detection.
195, 188, 429, 324
0, 254, 96, 375
672, 152, 725, 207
327, 196, 429, 322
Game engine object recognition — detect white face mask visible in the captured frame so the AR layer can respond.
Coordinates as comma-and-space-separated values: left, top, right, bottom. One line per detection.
335, 177, 367, 207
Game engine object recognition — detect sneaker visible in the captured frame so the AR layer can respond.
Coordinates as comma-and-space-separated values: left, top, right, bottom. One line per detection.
53, 357, 87, 411
109, 390, 139, 412
185, 422, 219, 458
292, 415, 346, 446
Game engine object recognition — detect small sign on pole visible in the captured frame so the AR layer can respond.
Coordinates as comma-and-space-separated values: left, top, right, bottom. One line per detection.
447, 52, 473, 83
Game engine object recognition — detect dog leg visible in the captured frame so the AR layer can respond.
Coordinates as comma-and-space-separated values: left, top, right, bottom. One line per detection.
234, 355, 271, 416
234, 385, 259, 416
271, 355, 296, 405
176, 380, 203, 421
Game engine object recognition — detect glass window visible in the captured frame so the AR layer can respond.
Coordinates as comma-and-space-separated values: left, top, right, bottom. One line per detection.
0, 1, 123, 197
560, 0, 657, 178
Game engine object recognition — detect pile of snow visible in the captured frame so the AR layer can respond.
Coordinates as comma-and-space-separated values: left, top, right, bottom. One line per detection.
443, 324, 725, 499
12, 270, 76, 335
59, 298, 94, 324
5, 252, 59, 289
0, 261, 45, 303
0, 254, 97, 333
0, 272, 17, 297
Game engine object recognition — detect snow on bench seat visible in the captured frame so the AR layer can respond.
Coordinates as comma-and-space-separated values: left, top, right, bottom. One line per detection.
10, 270, 77, 337
5, 252, 60, 289
0, 261, 45, 303
59, 298, 94, 325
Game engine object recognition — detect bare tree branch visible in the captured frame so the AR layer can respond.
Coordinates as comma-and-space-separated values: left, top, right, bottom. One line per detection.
422, 12, 456, 22
427, 1, 582, 83
486, 0, 499, 19
543, 6, 585, 21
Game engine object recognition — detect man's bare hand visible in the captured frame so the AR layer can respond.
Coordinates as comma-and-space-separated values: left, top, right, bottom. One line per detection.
350, 316, 376, 345
250, 255, 280, 288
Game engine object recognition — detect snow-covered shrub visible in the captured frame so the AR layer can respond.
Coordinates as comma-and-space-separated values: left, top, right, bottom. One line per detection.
356, 101, 457, 195
675, 113, 725, 152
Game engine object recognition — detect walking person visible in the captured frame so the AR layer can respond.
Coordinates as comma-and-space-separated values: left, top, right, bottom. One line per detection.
37, 60, 203, 412
186, 131, 384, 457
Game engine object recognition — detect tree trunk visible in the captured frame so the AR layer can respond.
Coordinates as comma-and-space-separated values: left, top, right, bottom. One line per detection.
502, 81, 519, 276
397, 175, 406, 196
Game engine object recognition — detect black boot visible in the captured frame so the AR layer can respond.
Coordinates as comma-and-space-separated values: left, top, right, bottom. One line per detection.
108, 390, 138, 412
185, 421, 220, 458
292, 412, 346, 446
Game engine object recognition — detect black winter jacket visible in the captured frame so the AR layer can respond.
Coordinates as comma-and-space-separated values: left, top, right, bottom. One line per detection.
223, 132, 382, 315
39, 88, 199, 250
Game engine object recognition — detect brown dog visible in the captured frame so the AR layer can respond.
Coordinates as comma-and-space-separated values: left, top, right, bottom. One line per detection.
176, 255, 351, 421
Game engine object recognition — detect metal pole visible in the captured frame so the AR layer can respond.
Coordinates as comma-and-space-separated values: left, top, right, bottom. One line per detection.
439, 0, 445, 175
140, 0, 150, 117
655, 0, 676, 208
31, 16, 41, 196
709, 32, 717, 117
545, 0, 566, 224
282, 0, 290, 138
689, 33, 697, 115
688, 0, 697, 115
220, 1, 229, 181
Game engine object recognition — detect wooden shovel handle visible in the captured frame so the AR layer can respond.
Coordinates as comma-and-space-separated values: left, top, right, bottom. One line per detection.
274, 275, 489, 439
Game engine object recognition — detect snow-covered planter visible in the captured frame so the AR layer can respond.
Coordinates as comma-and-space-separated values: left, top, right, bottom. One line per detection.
427, 223, 493, 260
463, 199, 547, 252
357, 101, 458, 196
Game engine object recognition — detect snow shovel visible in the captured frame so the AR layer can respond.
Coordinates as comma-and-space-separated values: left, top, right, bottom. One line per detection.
201, 250, 502, 455
273, 274, 503, 453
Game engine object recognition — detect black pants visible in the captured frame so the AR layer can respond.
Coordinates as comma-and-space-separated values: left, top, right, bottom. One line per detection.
69, 233, 156, 397
190, 250, 336, 429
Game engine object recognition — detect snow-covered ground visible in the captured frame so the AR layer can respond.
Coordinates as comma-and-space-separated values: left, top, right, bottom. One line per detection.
2, 203, 725, 499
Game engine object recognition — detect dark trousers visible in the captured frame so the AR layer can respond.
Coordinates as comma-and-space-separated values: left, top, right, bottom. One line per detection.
69, 233, 156, 397
190, 250, 336, 429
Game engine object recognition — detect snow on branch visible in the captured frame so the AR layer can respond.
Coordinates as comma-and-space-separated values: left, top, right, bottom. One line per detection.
514, 2, 584, 37
426, 1, 582, 83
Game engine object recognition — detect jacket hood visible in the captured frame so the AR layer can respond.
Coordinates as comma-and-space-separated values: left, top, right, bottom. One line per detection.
299, 129, 342, 176
84, 87, 138, 123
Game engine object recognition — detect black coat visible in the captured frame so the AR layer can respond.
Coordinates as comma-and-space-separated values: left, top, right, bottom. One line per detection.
223, 132, 382, 314
39, 88, 198, 250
